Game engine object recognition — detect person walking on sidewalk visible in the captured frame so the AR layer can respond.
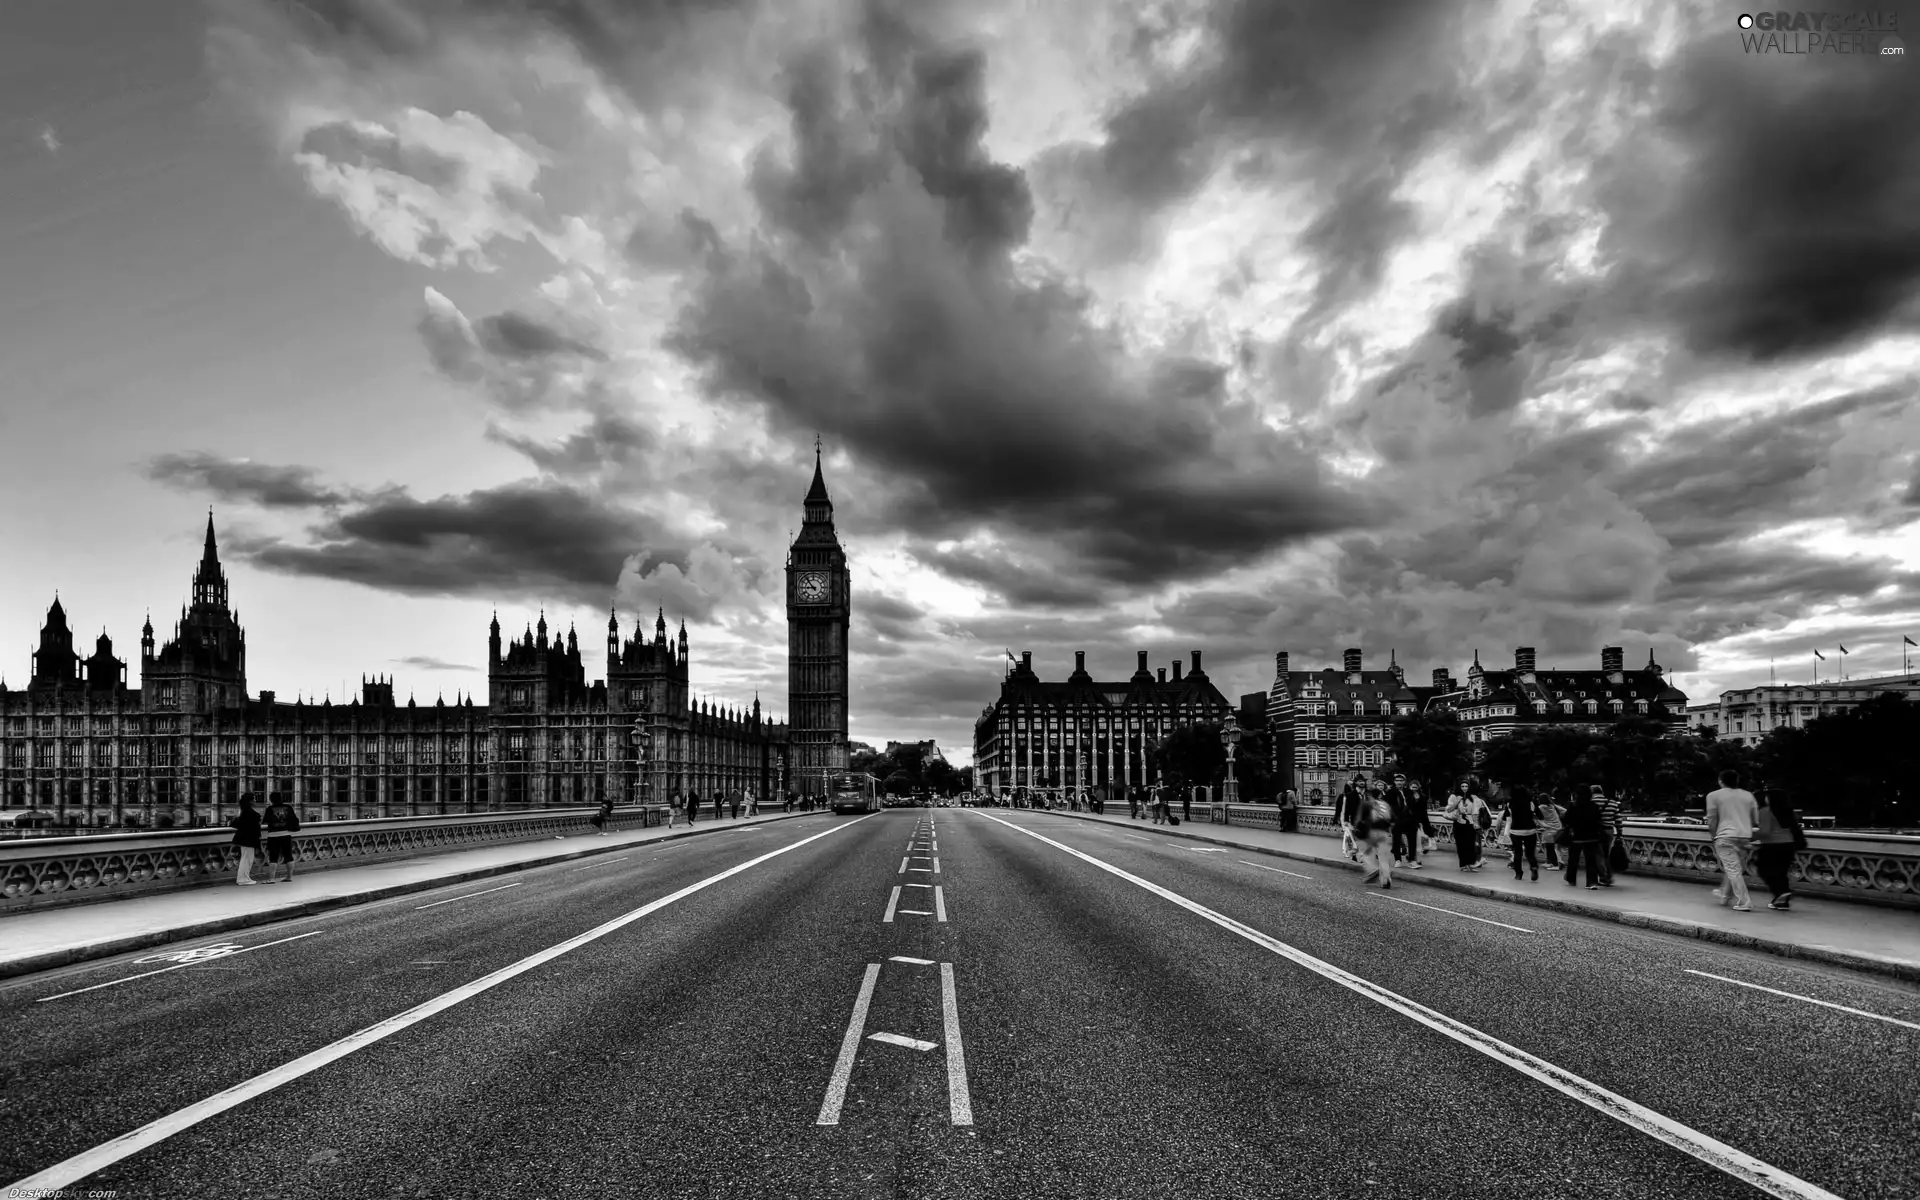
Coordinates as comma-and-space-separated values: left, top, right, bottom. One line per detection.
1502, 785, 1542, 881
1536, 788, 1565, 870
1335, 780, 1364, 861
231, 793, 262, 886
1705, 769, 1759, 912
1754, 787, 1805, 910
262, 792, 301, 884
686, 790, 701, 825
592, 796, 614, 835
1352, 780, 1396, 889
1444, 782, 1488, 872
1562, 789, 1606, 889
1593, 784, 1623, 886
1386, 773, 1427, 869
729, 789, 742, 820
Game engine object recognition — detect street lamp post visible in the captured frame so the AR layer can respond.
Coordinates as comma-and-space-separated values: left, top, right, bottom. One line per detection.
1220, 710, 1242, 811
629, 711, 652, 823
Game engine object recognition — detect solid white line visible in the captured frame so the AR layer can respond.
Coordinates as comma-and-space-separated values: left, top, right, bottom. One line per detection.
970, 811, 1843, 1200
415, 882, 522, 910
941, 962, 973, 1126
1238, 860, 1313, 880
1366, 892, 1535, 934
36, 932, 326, 1003
11, 816, 871, 1190
817, 963, 882, 1125
566, 856, 630, 872
1685, 970, 1920, 1033
890, 956, 934, 965
867, 1032, 938, 1052
934, 886, 948, 923
883, 886, 902, 923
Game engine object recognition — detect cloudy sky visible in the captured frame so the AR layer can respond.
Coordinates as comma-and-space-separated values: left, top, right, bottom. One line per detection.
4, 0, 1918, 763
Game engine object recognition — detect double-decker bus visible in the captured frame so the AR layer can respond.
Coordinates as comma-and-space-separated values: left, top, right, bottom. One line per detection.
828, 772, 882, 815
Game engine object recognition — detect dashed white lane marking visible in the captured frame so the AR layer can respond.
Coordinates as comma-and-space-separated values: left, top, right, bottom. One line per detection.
867, 1032, 938, 1052
36, 931, 325, 1003
896, 909, 934, 916
1684, 970, 1920, 1032
971, 811, 1843, 1200
817, 963, 882, 1125
567, 856, 630, 872
934, 886, 948, 923
11, 816, 873, 1191
1366, 892, 1536, 934
415, 882, 523, 910
883, 886, 902, 923
908, 867, 933, 873
1122, 834, 1151, 842
932, 857, 941, 874
904, 883, 934, 889
889, 956, 935, 965
941, 962, 973, 1127
898, 857, 910, 874
1187, 847, 1230, 854
1238, 860, 1314, 880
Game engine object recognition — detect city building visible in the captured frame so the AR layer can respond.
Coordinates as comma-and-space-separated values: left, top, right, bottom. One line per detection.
0, 461, 839, 827
1690, 672, 1920, 746
1423, 646, 1690, 771
786, 446, 851, 794
1262, 649, 1421, 802
973, 649, 1234, 799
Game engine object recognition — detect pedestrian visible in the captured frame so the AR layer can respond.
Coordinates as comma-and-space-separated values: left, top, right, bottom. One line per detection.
745, 788, 758, 818
1352, 778, 1396, 889
1502, 785, 1542, 882
666, 791, 687, 829
231, 793, 262, 886
262, 792, 301, 883
1149, 783, 1165, 825
729, 789, 742, 820
1561, 788, 1606, 888
1443, 781, 1488, 872
1386, 773, 1425, 869
1754, 787, 1806, 911
1536, 788, 1565, 869
686, 790, 701, 825
1280, 788, 1299, 831
1704, 769, 1759, 912
1592, 784, 1623, 885
1335, 778, 1365, 861
713, 791, 726, 822
1129, 784, 1143, 821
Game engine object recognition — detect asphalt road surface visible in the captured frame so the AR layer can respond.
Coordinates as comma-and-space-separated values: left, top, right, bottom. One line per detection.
2, 808, 1915, 1199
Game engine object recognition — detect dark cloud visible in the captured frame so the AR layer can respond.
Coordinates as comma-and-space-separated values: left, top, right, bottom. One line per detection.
670, 8, 1369, 601
416, 288, 607, 413
475, 311, 605, 360
1603, 32, 1920, 361
144, 452, 356, 509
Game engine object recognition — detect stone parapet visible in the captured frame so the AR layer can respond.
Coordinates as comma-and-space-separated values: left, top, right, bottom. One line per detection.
0, 805, 668, 913
1213, 804, 1920, 909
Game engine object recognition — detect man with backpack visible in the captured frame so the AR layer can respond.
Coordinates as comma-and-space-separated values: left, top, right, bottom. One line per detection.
1351, 778, 1397, 888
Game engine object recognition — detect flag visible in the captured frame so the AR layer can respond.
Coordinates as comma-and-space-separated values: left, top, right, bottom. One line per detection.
1838, 644, 1848, 654
1906, 636, 1917, 647
1005, 649, 1017, 663
1814, 650, 1825, 660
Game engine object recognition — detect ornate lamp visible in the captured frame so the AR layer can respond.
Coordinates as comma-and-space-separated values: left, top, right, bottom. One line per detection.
1221, 710, 1242, 806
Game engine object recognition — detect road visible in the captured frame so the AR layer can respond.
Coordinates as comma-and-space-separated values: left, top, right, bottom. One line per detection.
1, 808, 1915, 1199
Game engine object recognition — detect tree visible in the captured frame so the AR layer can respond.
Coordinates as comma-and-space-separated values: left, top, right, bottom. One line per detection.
1390, 710, 1471, 800
883, 769, 913, 796
1754, 694, 1918, 828
958, 765, 974, 793
1147, 722, 1226, 793
925, 758, 960, 796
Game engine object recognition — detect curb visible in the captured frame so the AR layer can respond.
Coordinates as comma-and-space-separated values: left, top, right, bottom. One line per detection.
1046, 811, 1920, 985
0, 812, 814, 983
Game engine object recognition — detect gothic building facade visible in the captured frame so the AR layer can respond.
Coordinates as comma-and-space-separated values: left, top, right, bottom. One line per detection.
785, 447, 851, 794
972, 649, 1234, 799
1, 485, 816, 827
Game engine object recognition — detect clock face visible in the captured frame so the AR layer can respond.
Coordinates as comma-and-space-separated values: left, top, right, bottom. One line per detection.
797, 571, 830, 602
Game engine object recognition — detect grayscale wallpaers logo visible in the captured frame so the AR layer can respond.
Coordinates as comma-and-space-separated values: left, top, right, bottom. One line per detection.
1737, 11, 1905, 55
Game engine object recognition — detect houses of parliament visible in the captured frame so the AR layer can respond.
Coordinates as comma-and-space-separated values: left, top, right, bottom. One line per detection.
0, 455, 853, 828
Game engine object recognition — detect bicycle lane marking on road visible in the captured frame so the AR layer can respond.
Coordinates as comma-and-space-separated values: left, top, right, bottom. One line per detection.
6, 814, 876, 1194
35, 931, 326, 1003
969, 810, 1846, 1200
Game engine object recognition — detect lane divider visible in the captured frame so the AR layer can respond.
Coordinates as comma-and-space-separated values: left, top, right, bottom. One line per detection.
1238, 860, 1314, 880
415, 882, 522, 911
971, 811, 1845, 1200
1684, 970, 1920, 1032
941, 962, 973, 1126
9, 815, 872, 1192
934, 886, 948, 923
816, 963, 882, 1125
1366, 892, 1536, 934
883, 886, 902, 923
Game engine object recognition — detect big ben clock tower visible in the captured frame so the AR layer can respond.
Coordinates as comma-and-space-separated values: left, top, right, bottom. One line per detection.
786, 442, 851, 794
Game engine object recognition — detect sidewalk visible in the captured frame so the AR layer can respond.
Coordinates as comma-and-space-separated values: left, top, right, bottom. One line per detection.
0, 810, 815, 981
1042, 808, 1920, 984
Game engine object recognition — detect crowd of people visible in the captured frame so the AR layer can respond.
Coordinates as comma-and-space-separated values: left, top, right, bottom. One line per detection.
1328, 769, 1805, 911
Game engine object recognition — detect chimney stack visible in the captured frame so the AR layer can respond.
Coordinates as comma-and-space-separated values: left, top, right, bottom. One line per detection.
1074, 650, 1085, 673
1433, 667, 1455, 691
1137, 650, 1149, 674
1601, 646, 1624, 672
1171, 660, 1183, 682
1516, 647, 1536, 673
1157, 667, 1166, 684
1191, 650, 1203, 675
1274, 651, 1289, 677
1343, 647, 1362, 673
1021, 650, 1032, 673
